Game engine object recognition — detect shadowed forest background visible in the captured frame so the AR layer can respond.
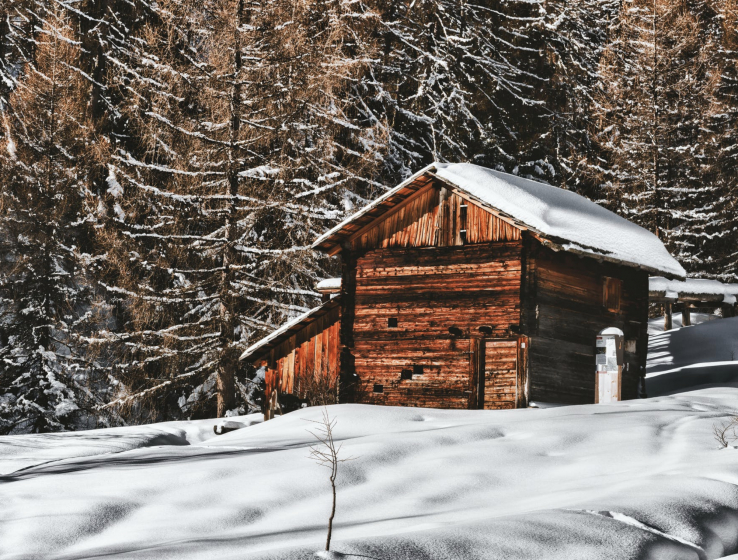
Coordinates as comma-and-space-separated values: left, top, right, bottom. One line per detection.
0, 0, 736, 433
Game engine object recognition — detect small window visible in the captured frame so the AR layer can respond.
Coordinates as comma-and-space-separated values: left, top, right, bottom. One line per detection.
401, 369, 413, 380
373, 383, 384, 393
413, 365, 424, 375
459, 205, 468, 244
603, 277, 622, 313
388, 317, 398, 328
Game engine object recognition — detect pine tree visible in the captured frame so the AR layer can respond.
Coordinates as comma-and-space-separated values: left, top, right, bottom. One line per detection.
96, 0, 383, 420
586, 0, 721, 274
0, 5, 110, 434
704, 0, 738, 281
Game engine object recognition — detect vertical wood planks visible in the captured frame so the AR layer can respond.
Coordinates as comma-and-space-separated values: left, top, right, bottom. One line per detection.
351, 185, 522, 253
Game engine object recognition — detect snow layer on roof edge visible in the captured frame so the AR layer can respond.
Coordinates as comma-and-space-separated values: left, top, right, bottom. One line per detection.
239, 304, 324, 361
650, 277, 738, 300
316, 277, 341, 292
433, 163, 685, 279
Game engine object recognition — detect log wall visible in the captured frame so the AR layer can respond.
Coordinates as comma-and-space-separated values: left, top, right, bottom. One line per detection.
349, 242, 524, 409
264, 304, 341, 402
525, 245, 649, 404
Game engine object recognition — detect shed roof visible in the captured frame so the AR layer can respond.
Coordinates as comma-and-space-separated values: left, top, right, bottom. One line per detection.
649, 277, 738, 304
239, 297, 340, 362
313, 163, 686, 279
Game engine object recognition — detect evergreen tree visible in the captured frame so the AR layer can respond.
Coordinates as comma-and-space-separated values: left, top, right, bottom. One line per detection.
96, 0, 383, 420
0, 5, 110, 434
586, 0, 722, 277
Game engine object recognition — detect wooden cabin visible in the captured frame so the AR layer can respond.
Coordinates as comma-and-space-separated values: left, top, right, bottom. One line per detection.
241, 163, 685, 416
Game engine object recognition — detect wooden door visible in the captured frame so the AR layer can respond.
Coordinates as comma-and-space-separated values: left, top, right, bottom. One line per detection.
481, 339, 518, 409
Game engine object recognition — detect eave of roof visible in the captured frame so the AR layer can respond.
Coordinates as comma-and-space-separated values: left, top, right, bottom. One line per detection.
312, 163, 438, 255
239, 297, 340, 363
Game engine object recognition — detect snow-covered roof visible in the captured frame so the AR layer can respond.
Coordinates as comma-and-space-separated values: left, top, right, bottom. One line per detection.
649, 277, 738, 304
313, 163, 686, 279
315, 277, 341, 293
239, 298, 340, 362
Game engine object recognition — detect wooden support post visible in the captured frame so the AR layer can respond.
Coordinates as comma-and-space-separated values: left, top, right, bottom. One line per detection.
338, 243, 357, 402
681, 304, 691, 327
664, 303, 672, 331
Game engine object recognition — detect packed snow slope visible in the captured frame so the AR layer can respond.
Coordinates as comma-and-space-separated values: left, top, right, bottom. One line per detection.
647, 316, 738, 396
3, 394, 738, 560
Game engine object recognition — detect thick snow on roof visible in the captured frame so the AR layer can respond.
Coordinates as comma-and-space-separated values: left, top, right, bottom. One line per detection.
314, 163, 685, 278
433, 163, 685, 278
650, 276, 738, 303
315, 277, 341, 292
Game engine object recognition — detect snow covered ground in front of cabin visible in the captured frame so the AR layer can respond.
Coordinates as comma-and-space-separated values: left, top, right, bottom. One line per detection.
4, 322, 738, 559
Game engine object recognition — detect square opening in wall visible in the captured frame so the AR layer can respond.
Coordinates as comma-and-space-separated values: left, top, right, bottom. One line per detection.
373, 383, 384, 393
603, 277, 622, 313
413, 365, 424, 375
388, 317, 398, 328
401, 369, 413, 380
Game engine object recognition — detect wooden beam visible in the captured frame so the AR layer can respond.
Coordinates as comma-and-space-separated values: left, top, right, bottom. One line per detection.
664, 303, 672, 331
681, 304, 691, 327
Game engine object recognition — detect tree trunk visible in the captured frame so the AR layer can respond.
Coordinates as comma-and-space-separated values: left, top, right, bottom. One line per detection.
216, 0, 245, 417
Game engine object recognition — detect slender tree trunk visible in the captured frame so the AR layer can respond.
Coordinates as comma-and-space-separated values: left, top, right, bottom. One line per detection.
652, 0, 661, 237
326, 465, 337, 550
217, 0, 245, 417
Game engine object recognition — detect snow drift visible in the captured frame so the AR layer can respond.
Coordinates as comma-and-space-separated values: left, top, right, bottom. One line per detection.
3, 394, 738, 559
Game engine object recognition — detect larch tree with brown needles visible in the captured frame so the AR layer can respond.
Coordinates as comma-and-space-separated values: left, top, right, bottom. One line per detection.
96, 0, 384, 421
0, 5, 111, 433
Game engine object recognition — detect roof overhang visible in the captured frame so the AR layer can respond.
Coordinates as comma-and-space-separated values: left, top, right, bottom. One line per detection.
239, 297, 340, 364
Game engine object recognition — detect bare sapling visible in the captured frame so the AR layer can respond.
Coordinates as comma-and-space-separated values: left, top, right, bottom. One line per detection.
307, 408, 353, 552
713, 415, 738, 448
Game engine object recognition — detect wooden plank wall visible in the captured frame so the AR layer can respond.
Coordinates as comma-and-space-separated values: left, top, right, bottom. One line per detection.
526, 245, 649, 404
483, 339, 518, 409
351, 186, 521, 253
264, 305, 341, 401
349, 242, 524, 409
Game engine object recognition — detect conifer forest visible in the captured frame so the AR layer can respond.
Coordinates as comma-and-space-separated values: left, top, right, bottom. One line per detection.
0, 0, 736, 433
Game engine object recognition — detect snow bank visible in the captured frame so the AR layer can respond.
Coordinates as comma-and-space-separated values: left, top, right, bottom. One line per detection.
647, 316, 738, 396
3, 396, 738, 559
0, 414, 260, 476
648, 312, 719, 335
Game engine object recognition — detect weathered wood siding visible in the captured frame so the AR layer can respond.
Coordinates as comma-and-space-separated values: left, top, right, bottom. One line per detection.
524, 244, 649, 404
482, 339, 518, 409
264, 305, 341, 401
348, 242, 523, 409
351, 185, 521, 253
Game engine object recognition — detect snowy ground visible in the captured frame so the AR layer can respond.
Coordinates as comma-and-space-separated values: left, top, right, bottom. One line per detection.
3, 321, 738, 559
647, 316, 738, 397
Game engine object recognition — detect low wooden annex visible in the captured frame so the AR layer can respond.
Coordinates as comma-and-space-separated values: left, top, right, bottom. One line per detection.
241, 163, 686, 417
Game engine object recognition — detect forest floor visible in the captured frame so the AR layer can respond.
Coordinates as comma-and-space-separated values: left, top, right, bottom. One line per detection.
2, 318, 738, 560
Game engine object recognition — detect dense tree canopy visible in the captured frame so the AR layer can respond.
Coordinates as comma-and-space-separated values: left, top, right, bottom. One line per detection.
0, 0, 735, 431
